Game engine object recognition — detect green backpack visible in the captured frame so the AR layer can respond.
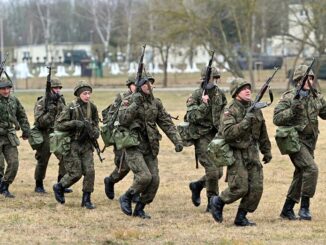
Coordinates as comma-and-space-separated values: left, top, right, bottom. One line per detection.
275, 126, 301, 155
112, 126, 139, 150
101, 123, 115, 147
207, 138, 235, 167
28, 125, 44, 150
49, 131, 71, 156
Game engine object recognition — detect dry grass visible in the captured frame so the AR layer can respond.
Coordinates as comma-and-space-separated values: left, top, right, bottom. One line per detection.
2, 74, 326, 244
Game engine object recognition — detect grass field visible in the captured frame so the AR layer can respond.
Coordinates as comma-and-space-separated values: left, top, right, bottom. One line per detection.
2, 73, 326, 244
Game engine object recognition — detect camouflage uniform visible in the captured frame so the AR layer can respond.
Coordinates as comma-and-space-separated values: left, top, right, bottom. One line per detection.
32, 78, 67, 193
53, 81, 99, 209
211, 78, 272, 226
0, 153, 4, 180
118, 77, 183, 218
0, 79, 30, 198
274, 65, 326, 221
186, 67, 227, 211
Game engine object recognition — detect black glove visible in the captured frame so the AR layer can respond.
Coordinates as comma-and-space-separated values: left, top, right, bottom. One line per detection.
133, 93, 144, 106
262, 153, 272, 164
49, 93, 61, 103
175, 143, 183, 152
22, 131, 29, 140
291, 100, 304, 116
73, 120, 84, 129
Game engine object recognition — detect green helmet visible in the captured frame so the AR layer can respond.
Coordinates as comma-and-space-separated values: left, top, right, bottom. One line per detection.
201, 66, 220, 80
51, 78, 62, 88
126, 74, 136, 86
73, 80, 93, 96
229, 78, 251, 98
145, 73, 155, 83
293, 65, 314, 81
0, 78, 12, 88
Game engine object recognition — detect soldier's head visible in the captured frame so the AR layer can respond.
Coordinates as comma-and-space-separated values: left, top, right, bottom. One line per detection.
293, 64, 315, 89
146, 73, 155, 84
136, 77, 153, 95
230, 77, 251, 102
74, 80, 92, 103
50, 78, 62, 94
126, 74, 137, 93
200, 66, 220, 90
0, 78, 13, 97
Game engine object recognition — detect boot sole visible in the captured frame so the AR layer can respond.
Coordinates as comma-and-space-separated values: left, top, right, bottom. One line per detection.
119, 197, 132, 216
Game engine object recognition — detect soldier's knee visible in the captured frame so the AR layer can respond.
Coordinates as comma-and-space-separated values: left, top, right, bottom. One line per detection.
237, 186, 249, 197
305, 164, 318, 176
139, 173, 152, 186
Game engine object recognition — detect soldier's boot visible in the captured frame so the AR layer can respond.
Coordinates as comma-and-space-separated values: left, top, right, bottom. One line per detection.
210, 196, 225, 223
299, 196, 312, 221
58, 175, 73, 194
280, 198, 298, 220
53, 183, 65, 204
189, 180, 205, 207
234, 209, 256, 226
206, 196, 212, 213
81, 192, 96, 209
119, 190, 134, 216
133, 201, 151, 219
104, 176, 115, 200
132, 193, 140, 203
35, 180, 46, 193
0, 182, 15, 198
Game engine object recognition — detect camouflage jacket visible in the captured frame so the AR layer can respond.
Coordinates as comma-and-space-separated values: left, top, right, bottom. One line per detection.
55, 98, 99, 143
0, 94, 30, 135
118, 92, 182, 157
273, 89, 326, 150
221, 99, 271, 164
34, 96, 66, 132
186, 86, 227, 138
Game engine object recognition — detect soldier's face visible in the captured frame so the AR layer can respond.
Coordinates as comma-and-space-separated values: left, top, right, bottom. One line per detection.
0, 87, 11, 97
80, 90, 91, 103
236, 85, 251, 102
52, 87, 62, 94
141, 82, 153, 94
303, 76, 314, 90
129, 84, 136, 93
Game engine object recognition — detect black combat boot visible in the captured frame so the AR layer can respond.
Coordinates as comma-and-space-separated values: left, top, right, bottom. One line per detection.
299, 196, 312, 221
53, 183, 65, 204
234, 209, 256, 226
210, 196, 225, 223
119, 190, 134, 216
206, 196, 212, 213
133, 201, 151, 219
280, 198, 297, 220
35, 180, 46, 193
0, 182, 15, 198
58, 175, 73, 193
104, 176, 115, 200
81, 192, 96, 209
189, 180, 205, 207
132, 193, 140, 203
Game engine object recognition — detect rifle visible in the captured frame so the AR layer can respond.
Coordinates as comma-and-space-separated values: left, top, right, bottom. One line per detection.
136, 44, 146, 85
202, 50, 215, 95
294, 58, 316, 100
0, 53, 14, 84
44, 66, 52, 113
247, 67, 279, 112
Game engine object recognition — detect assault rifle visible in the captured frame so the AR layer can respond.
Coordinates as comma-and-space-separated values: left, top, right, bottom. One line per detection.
247, 67, 279, 112
202, 50, 215, 95
136, 44, 146, 85
294, 58, 316, 100
0, 53, 14, 84
44, 66, 52, 113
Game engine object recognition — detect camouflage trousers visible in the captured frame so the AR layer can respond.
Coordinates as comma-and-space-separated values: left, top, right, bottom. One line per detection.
288, 144, 318, 203
125, 147, 159, 205
34, 133, 66, 181
0, 137, 19, 184
109, 148, 130, 183
194, 133, 223, 197
220, 149, 264, 213
0, 152, 4, 177
59, 141, 95, 193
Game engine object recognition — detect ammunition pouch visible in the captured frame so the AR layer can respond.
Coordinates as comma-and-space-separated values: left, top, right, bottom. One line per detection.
112, 126, 139, 150
101, 123, 115, 147
275, 126, 301, 155
207, 138, 235, 167
28, 125, 44, 150
50, 131, 71, 156
177, 122, 194, 147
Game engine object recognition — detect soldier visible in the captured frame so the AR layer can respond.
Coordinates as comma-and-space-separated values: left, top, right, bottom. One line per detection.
52, 81, 99, 209
103, 75, 146, 200
118, 76, 183, 219
0, 78, 30, 198
210, 78, 272, 226
32, 78, 72, 193
273, 65, 326, 221
187, 67, 227, 212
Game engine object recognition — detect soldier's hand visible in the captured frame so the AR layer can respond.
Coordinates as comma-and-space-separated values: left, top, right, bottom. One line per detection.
202, 94, 209, 104
262, 153, 272, 164
133, 93, 144, 106
175, 143, 183, 152
22, 131, 29, 140
73, 120, 84, 129
291, 100, 304, 115
48, 103, 57, 113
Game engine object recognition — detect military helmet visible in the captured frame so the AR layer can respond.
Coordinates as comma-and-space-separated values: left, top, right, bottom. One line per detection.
0, 78, 12, 88
50, 78, 62, 88
73, 80, 93, 96
145, 73, 155, 83
229, 78, 251, 98
293, 64, 315, 81
201, 66, 220, 79
126, 74, 136, 86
